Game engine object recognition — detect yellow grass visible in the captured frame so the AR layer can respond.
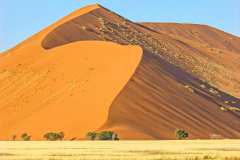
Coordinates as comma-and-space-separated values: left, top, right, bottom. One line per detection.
0, 140, 240, 160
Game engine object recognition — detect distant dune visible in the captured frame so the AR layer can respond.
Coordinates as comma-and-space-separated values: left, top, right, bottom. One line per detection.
0, 4, 240, 140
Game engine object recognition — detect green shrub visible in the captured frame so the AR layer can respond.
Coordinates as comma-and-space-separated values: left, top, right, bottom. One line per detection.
86, 132, 97, 140
175, 129, 189, 140
43, 132, 64, 141
98, 131, 119, 140
21, 133, 31, 141
86, 131, 119, 140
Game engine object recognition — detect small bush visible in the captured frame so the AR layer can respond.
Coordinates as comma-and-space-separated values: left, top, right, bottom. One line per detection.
200, 84, 206, 89
98, 131, 119, 140
175, 129, 189, 140
12, 134, 17, 141
224, 101, 229, 104
220, 106, 227, 111
86, 131, 119, 140
228, 107, 240, 112
21, 133, 31, 141
184, 85, 194, 93
231, 101, 237, 104
209, 88, 219, 95
43, 132, 64, 141
86, 132, 97, 140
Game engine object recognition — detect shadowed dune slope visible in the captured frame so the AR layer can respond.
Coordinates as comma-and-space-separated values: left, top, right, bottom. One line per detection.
142, 23, 240, 98
104, 50, 240, 139
0, 40, 142, 140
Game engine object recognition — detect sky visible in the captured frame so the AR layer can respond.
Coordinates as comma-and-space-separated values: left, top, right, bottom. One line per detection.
0, 0, 240, 52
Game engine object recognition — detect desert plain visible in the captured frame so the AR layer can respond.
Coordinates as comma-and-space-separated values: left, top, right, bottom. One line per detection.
1, 140, 240, 160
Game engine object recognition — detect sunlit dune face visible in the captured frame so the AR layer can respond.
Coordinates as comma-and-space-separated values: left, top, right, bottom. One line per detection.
0, 41, 142, 140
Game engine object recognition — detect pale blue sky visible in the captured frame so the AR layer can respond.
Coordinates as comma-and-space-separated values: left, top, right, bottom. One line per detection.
1, 0, 239, 52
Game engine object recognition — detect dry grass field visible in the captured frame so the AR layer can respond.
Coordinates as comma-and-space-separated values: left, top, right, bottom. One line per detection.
1, 140, 240, 160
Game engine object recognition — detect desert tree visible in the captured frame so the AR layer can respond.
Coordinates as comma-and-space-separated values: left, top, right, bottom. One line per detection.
175, 129, 189, 140
98, 131, 119, 140
43, 132, 64, 141
21, 133, 31, 141
86, 131, 120, 140
86, 132, 97, 140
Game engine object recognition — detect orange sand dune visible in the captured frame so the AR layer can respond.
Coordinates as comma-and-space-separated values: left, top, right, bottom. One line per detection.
39, 4, 240, 98
0, 4, 240, 140
0, 41, 142, 140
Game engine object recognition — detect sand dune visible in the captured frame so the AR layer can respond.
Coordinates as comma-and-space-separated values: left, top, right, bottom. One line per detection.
142, 23, 240, 53
40, 4, 240, 98
142, 23, 240, 98
0, 4, 240, 140
104, 50, 240, 139
0, 40, 142, 140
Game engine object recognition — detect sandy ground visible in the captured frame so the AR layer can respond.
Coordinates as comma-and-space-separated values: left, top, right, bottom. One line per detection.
1, 140, 240, 160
